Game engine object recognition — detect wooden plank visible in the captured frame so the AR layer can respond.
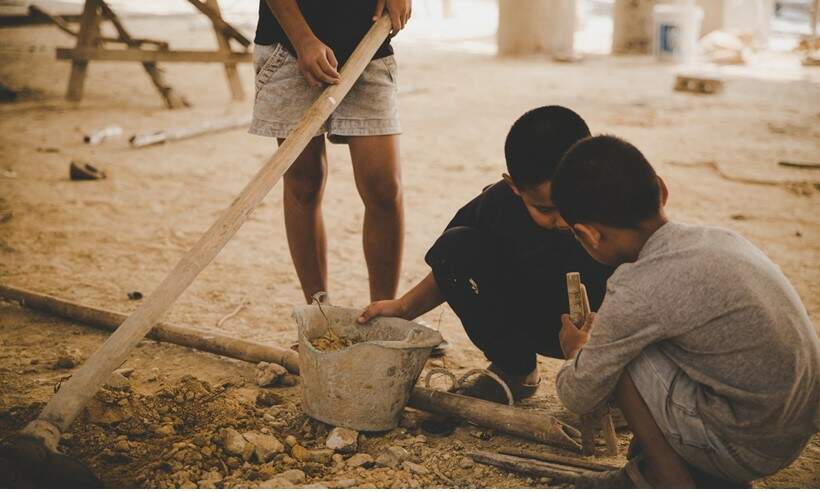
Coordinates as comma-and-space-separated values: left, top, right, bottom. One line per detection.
186, 0, 251, 48
57, 47, 251, 63
96, 0, 188, 109
205, 0, 244, 101
498, 447, 619, 472
65, 0, 100, 102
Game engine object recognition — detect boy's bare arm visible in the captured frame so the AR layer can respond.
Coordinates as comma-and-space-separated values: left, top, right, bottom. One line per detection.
265, 0, 340, 86
358, 272, 445, 323
373, 0, 413, 34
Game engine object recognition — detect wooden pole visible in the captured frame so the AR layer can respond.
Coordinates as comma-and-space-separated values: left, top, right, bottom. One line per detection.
66, 0, 100, 102
205, 0, 245, 101
0, 284, 298, 374
97, 1, 189, 109
21, 16, 393, 452
567, 272, 619, 457
497, 447, 618, 472
408, 387, 582, 452
468, 450, 583, 482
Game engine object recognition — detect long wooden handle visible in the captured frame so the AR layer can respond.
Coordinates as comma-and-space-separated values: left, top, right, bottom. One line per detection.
25, 16, 392, 439
0, 284, 299, 373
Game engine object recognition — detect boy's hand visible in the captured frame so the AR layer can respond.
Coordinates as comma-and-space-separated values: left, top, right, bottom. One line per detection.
294, 36, 340, 87
357, 299, 408, 324
559, 312, 596, 360
374, 0, 412, 35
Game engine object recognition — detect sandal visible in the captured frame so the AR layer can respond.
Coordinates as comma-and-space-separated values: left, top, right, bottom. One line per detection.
455, 363, 540, 404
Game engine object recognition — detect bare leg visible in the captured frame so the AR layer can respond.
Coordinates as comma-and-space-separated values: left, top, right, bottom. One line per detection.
348, 135, 404, 301
281, 136, 328, 303
614, 372, 696, 488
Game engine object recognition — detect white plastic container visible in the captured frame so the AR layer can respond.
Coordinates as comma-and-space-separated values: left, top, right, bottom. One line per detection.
652, 4, 704, 62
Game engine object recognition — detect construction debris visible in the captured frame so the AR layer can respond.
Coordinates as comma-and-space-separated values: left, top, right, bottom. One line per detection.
69, 161, 106, 181
129, 115, 252, 148
674, 74, 724, 95
84, 125, 122, 145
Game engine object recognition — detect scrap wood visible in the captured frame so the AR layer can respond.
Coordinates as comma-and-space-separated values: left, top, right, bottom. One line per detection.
129, 115, 251, 147
498, 447, 619, 472
468, 450, 583, 482
29, 4, 169, 48
408, 386, 582, 452
0, 284, 299, 374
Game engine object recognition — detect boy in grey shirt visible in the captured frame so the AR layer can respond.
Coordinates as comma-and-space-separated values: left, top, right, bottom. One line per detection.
550, 135, 819, 487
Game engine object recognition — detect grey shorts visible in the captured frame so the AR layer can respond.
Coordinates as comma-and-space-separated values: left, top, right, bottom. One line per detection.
249, 43, 401, 140
628, 345, 806, 482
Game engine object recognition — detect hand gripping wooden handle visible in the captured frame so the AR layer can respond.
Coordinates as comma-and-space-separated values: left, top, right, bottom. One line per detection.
23, 16, 393, 450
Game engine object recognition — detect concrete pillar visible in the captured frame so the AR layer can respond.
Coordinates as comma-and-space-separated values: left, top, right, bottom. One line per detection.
497, 0, 576, 56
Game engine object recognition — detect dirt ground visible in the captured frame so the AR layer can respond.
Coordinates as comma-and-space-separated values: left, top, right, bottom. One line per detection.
1, 13, 819, 488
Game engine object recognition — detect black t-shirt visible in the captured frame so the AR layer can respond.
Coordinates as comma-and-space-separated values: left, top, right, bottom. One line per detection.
439, 180, 613, 317
255, 0, 393, 66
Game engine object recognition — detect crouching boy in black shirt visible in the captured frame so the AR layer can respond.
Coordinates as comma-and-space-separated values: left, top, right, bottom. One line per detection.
358, 106, 612, 402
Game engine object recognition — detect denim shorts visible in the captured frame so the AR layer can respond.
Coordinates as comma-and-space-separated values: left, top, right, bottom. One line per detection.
249, 43, 401, 140
627, 345, 807, 483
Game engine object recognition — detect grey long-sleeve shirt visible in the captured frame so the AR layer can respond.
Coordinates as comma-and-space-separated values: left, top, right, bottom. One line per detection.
556, 222, 819, 455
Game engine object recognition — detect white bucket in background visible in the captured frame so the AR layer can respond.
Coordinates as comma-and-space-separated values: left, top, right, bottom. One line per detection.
652, 4, 704, 62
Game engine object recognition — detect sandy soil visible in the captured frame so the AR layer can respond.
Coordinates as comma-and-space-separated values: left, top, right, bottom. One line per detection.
1, 13, 818, 488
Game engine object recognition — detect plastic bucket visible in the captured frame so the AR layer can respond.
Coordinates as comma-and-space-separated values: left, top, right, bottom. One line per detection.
293, 305, 443, 431
653, 4, 704, 62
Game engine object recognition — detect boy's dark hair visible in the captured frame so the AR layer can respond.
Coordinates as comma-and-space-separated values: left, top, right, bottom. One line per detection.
552, 135, 661, 228
504, 106, 590, 189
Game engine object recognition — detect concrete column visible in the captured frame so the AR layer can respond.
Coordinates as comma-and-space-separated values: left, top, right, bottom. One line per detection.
497, 0, 576, 56
612, 0, 656, 54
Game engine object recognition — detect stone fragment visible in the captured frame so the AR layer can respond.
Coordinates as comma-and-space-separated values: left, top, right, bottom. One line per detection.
402, 461, 430, 475
53, 349, 82, 369
291, 445, 334, 464
255, 362, 288, 387
105, 372, 131, 390
284, 435, 298, 449
156, 424, 175, 436
459, 456, 475, 469
376, 452, 400, 469
325, 427, 358, 454
221, 428, 253, 461
242, 431, 284, 463
346, 453, 374, 468
279, 374, 299, 387
256, 477, 293, 488
273, 469, 305, 484
387, 446, 410, 463
256, 390, 283, 407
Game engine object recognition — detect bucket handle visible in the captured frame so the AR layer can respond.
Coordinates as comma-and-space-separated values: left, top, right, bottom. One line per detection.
423, 368, 515, 406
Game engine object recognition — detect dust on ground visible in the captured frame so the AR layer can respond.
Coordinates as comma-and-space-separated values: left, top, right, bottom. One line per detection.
1, 11, 819, 489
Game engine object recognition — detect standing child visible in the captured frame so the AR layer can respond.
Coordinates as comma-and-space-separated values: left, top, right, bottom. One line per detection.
251, 0, 411, 302
551, 135, 819, 487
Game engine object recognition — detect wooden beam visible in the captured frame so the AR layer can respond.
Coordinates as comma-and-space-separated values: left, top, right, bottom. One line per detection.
205, 0, 244, 100
186, 0, 251, 48
66, 0, 101, 102
57, 47, 251, 63
96, 0, 189, 109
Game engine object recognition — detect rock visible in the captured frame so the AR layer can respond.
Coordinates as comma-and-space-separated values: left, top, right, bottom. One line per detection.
332, 453, 344, 466
255, 362, 288, 387
291, 444, 333, 464
256, 477, 293, 488
376, 452, 400, 469
53, 349, 82, 369
402, 461, 430, 475
346, 453, 374, 468
105, 372, 131, 390
255, 390, 283, 407
242, 431, 284, 462
221, 428, 253, 461
302, 479, 358, 489
114, 367, 135, 378
387, 446, 410, 463
284, 435, 298, 449
325, 427, 358, 454
179, 480, 197, 489
279, 374, 299, 387
273, 469, 305, 484
156, 424, 176, 436
459, 456, 475, 469
197, 480, 218, 489
113, 439, 131, 452
85, 400, 128, 426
